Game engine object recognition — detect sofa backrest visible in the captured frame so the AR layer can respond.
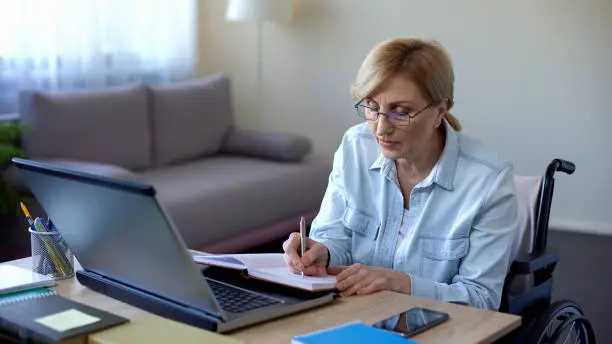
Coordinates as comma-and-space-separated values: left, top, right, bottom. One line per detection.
18, 73, 235, 170
147, 73, 234, 167
19, 84, 152, 170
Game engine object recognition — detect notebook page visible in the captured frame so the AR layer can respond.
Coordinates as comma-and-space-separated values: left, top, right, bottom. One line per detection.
249, 266, 337, 291
193, 253, 286, 270
232, 253, 287, 269
192, 255, 246, 270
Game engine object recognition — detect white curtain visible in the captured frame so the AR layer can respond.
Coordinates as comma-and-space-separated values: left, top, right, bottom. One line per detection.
0, 0, 197, 113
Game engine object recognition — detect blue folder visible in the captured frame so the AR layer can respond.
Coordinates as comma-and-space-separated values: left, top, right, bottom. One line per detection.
292, 321, 417, 344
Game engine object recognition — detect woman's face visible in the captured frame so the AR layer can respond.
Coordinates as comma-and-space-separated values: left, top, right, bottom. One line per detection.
365, 75, 446, 161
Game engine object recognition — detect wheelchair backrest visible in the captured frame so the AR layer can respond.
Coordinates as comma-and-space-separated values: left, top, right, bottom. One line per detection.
506, 175, 542, 295
511, 175, 542, 263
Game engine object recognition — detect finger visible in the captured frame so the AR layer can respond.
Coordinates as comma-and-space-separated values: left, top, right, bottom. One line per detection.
282, 253, 301, 273
341, 274, 374, 297
282, 233, 303, 271
327, 266, 348, 276
301, 242, 326, 266
302, 265, 326, 276
356, 278, 386, 295
337, 267, 371, 292
282, 232, 300, 252
336, 272, 363, 291
336, 263, 363, 283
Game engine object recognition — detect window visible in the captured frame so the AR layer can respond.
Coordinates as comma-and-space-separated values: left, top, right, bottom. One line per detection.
0, 0, 197, 114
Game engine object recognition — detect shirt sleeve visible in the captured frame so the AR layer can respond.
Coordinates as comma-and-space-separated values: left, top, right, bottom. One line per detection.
308, 140, 353, 267
409, 164, 518, 310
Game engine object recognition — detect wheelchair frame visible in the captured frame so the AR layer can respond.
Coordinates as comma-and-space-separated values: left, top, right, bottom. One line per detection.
500, 159, 596, 343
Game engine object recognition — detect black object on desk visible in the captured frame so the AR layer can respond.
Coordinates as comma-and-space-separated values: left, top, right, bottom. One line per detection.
0, 294, 129, 343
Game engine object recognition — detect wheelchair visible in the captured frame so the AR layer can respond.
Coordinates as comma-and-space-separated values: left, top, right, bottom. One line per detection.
499, 159, 596, 343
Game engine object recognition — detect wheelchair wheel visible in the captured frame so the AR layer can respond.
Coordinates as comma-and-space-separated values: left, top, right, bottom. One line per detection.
526, 300, 596, 344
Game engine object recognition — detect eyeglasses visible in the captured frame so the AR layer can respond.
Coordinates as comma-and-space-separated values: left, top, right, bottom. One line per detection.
354, 98, 435, 126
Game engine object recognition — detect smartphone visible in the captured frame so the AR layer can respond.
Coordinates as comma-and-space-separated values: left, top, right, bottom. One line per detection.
403, 307, 449, 337
377, 307, 449, 338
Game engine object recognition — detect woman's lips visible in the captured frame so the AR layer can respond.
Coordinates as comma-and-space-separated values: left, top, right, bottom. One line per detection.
378, 138, 398, 149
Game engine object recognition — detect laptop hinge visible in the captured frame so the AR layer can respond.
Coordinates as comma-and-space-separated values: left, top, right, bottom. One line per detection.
76, 269, 223, 331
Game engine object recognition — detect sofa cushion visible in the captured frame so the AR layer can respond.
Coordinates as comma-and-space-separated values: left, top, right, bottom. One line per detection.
148, 74, 234, 166
221, 129, 312, 162
19, 85, 151, 170
138, 156, 330, 249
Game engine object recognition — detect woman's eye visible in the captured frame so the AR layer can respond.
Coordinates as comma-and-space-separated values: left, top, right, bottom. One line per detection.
394, 107, 411, 115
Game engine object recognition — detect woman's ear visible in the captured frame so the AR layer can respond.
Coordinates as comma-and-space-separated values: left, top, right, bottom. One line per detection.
434, 101, 447, 128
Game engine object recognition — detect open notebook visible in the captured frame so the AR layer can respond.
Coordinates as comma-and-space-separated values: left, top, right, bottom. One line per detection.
192, 253, 337, 292
0, 265, 55, 295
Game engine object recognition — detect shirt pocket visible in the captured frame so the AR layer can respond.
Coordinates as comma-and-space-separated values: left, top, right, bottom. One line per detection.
342, 207, 380, 264
419, 236, 469, 282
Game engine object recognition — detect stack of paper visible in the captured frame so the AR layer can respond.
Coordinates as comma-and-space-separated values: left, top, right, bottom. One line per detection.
0, 265, 55, 295
193, 253, 337, 292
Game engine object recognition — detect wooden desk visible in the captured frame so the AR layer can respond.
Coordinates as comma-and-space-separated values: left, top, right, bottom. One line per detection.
6, 257, 520, 344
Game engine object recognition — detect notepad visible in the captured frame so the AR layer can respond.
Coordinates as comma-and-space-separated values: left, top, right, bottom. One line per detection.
193, 253, 337, 292
292, 322, 417, 344
35, 308, 101, 332
0, 265, 55, 295
0, 294, 129, 343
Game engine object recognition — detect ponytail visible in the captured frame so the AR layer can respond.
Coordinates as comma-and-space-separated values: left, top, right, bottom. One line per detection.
445, 112, 462, 131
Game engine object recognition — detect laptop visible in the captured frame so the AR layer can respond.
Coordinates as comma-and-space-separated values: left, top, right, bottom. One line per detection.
12, 158, 337, 333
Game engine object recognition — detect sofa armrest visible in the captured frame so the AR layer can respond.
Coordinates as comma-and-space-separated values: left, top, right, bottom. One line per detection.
220, 128, 312, 162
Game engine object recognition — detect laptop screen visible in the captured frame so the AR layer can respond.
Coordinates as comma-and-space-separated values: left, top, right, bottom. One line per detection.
14, 159, 220, 316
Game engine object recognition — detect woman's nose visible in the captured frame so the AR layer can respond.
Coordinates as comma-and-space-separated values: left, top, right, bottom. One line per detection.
376, 114, 393, 136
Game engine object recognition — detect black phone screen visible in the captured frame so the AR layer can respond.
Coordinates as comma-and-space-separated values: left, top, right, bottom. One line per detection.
404, 307, 449, 334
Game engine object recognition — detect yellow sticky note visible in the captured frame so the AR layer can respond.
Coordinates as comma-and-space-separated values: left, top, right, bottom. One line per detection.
35, 309, 100, 332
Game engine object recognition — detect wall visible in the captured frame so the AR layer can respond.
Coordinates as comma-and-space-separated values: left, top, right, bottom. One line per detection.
197, 0, 612, 234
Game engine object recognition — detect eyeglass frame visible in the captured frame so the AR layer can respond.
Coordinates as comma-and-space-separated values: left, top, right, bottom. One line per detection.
353, 97, 440, 126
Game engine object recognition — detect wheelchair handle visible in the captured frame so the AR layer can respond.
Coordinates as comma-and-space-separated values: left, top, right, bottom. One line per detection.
547, 158, 576, 177
536, 158, 576, 251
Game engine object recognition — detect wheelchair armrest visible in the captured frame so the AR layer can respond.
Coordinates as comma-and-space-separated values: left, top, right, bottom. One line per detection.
510, 249, 559, 275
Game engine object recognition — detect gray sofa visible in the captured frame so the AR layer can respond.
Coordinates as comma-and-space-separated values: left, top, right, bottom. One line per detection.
14, 73, 330, 253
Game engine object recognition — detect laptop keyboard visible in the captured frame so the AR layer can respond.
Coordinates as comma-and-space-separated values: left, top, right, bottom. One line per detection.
206, 278, 282, 313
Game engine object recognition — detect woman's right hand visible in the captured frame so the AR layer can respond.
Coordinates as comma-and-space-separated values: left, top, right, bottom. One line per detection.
282, 232, 329, 276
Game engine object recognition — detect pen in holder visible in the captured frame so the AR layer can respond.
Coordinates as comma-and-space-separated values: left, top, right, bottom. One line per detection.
29, 228, 74, 280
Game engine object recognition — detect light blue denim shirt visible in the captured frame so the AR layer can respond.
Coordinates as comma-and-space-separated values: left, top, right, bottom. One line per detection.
309, 120, 518, 315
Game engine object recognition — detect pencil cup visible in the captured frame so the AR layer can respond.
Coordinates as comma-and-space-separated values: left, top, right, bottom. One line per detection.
29, 228, 74, 280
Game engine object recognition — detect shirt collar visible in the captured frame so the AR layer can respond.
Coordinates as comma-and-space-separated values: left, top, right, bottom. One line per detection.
369, 119, 459, 190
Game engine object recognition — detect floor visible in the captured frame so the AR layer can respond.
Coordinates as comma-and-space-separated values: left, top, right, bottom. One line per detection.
547, 230, 611, 342
246, 230, 611, 342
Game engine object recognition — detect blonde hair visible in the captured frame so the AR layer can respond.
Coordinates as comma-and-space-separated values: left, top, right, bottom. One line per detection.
351, 38, 462, 131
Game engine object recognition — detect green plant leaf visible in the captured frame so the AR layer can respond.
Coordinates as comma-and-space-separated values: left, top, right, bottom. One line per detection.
0, 143, 25, 168
0, 180, 19, 218
0, 122, 22, 144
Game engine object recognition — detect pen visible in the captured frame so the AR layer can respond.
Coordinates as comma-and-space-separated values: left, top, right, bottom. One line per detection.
300, 216, 306, 278
39, 217, 72, 274
47, 218, 69, 250
20, 202, 35, 229
33, 217, 65, 274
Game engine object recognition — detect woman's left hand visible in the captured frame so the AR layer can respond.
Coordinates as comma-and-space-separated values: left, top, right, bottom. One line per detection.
328, 263, 411, 297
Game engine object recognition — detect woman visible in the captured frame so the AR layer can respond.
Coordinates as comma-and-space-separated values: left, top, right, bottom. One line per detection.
283, 38, 517, 314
